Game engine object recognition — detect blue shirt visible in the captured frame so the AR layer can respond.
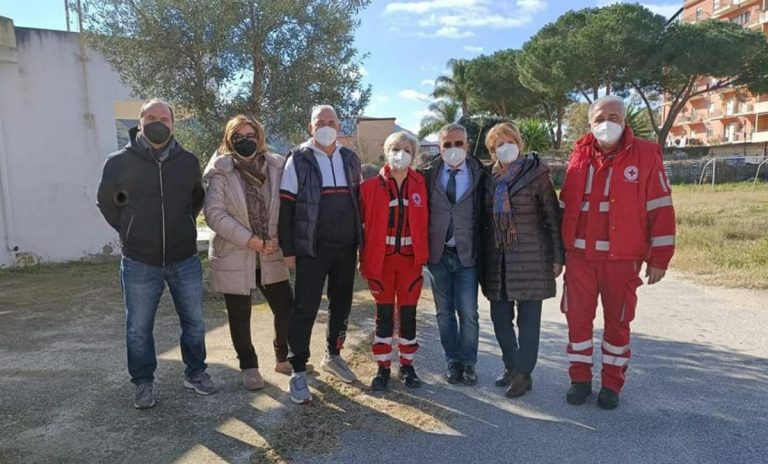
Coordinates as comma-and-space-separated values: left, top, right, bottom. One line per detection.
440, 160, 471, 246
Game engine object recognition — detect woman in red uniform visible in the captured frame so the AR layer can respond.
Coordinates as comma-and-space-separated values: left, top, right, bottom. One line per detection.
359, 131, 429, 391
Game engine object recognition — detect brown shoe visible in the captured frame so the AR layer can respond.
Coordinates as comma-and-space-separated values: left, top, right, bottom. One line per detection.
275, 361, 315, 375
242, 368, 264, 391
504, 373, 532, 398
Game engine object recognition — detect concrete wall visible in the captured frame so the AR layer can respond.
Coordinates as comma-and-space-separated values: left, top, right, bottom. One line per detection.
0, 19, 134, 267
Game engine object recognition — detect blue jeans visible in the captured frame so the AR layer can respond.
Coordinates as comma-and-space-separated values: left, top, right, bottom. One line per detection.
427, 248, 479, 366
120, 255, 207, 384
490, 300, 542, 375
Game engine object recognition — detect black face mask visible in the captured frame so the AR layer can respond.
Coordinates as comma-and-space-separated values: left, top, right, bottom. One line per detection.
142, 121, 171, 145
233, 138, 258, 157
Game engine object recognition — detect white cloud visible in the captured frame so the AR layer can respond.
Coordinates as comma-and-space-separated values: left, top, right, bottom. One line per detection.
358, 66, 368, 77
374, 95, 390, 103
384, 0, 541, 39
516, 0, 547, 13
399, 89, 431, 102
464, 45, 484, 54
421, 79, 436, 87
417, 26, 474, 38
596, 0, 681, 18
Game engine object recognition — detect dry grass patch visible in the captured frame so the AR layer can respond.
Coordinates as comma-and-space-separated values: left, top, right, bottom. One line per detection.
672, 183, 768, 289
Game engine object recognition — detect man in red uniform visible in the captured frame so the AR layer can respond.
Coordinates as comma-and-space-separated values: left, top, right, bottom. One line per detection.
559, 95, 675, 410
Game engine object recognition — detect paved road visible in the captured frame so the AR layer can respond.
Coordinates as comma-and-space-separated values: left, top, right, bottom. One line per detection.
1, 268, 766, 463
294, 272, 768, 464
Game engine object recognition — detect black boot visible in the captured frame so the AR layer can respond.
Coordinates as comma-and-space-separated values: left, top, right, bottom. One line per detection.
597, 387, 620, 410
566, 382, 592, 405
399, 365, 421, 388
444, 362, 463, 384
505, 373, 532, 398
462, 365, 478, 386
371, 367, 390, 391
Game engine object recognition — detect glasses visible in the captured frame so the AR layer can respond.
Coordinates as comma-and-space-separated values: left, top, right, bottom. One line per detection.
442, 140, 465, 149
232, 134, 257, 143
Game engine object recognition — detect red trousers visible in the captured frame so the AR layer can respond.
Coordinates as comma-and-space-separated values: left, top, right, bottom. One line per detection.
367, 254, 424, 368
562, 252, 643, 392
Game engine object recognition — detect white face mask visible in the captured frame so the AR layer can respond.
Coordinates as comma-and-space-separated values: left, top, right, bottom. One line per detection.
314, 126, 337, 147
387, 150, 412, 170
592, 121, 624, 145
496, 143, 520, 164
442, 147, 466, 167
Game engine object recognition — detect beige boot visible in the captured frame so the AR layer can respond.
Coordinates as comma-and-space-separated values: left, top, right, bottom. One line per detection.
241, 368, 264, 391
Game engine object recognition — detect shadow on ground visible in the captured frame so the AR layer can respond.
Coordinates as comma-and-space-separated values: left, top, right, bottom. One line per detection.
1, 261, 767, 463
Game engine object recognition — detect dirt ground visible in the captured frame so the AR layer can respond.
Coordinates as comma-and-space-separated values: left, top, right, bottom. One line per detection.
1, 259, 767, 463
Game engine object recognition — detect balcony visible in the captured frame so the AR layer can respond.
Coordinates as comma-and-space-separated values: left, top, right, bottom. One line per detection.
729, 103, 755, 116
679, 113, 705, 124
713, 0, 750, 18
753, 131, 768, 143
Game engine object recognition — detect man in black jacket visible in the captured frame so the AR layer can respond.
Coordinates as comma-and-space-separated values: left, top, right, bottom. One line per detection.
97, 99, 216, 409
278, 105, 363, 404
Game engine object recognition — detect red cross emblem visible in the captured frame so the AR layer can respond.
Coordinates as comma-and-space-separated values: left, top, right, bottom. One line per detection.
624, 165, 639, 182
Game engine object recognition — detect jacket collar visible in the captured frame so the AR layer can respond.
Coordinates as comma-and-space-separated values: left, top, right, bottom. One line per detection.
127, 126, 180, 162
378, 165, 424, 185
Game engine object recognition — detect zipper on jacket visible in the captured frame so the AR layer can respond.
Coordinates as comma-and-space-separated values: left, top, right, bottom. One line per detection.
395, 179, 406, 253
328, 154, 338, 187
124, 215, 135, 245
158, 161, 166, 267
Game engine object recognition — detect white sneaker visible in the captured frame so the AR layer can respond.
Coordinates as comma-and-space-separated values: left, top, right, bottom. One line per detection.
321, 354, 356, 383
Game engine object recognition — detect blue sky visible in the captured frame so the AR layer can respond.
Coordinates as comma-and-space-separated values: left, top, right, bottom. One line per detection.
1, 0, 681, 133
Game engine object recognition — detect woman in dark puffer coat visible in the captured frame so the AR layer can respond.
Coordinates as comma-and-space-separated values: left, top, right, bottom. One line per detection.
480, 122, 564, 398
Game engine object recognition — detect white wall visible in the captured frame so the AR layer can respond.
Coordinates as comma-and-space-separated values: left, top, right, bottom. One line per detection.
0, 24, 133, 267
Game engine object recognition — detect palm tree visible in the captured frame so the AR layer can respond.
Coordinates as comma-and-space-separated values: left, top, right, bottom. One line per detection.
432, 59, 472, 118
626, 105, 655, 141
517, 118, 553, 154
418, 100, 461, 140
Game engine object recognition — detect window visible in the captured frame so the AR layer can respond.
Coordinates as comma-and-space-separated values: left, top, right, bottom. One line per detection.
707, 127, 714, 138
709, 101, 715, 113
696, 7, 703, 21
731, 11, 751, 26
713, 0, 721, 9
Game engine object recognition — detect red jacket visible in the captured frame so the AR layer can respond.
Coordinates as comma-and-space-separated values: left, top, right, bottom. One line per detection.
360, 166, 429, 279
560, 127, 676, 269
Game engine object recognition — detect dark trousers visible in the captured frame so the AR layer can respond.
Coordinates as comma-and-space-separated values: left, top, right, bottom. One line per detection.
223, 268, 294, 370
288, 245, 357, 372
490, 299, 542, 375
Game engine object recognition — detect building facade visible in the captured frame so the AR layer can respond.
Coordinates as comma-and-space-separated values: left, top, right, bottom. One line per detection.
664, 0, 768, 150
0, 17, 139, 267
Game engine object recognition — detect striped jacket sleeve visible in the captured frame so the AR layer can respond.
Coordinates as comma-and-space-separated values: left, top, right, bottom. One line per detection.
645, 150, 676, 269
278, 154, 298, 257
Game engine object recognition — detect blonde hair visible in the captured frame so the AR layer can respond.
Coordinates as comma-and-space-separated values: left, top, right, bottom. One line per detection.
383, 131, 420, 156
485, 122, 524, 159
218, 115, 267, 155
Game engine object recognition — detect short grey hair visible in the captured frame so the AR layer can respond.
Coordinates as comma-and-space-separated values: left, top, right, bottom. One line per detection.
438, 123, 467, 141
588, 95, 625, 121
311, 104, 339, 123
383, 131, 420, 156
139, 98, 174, 121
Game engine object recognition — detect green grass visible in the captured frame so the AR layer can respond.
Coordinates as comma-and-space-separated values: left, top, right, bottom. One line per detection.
672, 182, 768, 289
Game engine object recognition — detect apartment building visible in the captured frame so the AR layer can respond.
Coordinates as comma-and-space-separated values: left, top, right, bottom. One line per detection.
664, 0, 768, 150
